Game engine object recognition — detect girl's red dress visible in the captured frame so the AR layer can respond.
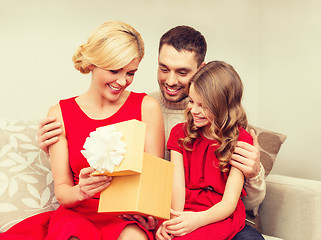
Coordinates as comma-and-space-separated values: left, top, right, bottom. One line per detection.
1, 92, 154, 240
167, 123, 252, 240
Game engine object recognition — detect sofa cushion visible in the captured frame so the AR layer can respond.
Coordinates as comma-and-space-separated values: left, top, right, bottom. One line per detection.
0, 117, 59, 232
260, 174, 321, 240
247, 124, 287, 176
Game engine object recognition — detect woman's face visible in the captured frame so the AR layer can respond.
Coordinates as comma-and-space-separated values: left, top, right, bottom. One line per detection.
188, 83, 214, 129
91, 58, 140, 102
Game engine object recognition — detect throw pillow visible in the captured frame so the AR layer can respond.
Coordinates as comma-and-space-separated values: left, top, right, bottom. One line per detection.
0, 117, 59, 232
247, 124, 287, 176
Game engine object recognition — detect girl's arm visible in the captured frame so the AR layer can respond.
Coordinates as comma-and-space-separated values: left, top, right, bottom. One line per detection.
156, 149, 185, 240
201, 166, 244, 224
48, 104, 111, 208
163, 166, 244, 237
141, 95, 165, 158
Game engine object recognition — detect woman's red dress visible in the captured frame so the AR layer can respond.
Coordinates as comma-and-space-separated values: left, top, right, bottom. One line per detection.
1, 92, 154, 240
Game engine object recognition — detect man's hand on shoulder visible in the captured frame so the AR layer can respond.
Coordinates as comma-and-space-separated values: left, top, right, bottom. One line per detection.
230, 129, 261, 179
37, 116, 62, 153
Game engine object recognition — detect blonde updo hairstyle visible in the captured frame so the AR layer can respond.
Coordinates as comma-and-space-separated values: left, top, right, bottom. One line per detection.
72, 21, 145, 74
182, 61, 248, 172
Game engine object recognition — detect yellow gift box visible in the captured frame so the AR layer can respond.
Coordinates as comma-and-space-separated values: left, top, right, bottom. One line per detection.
91, 119, 174, 220
98, 152, 174, 220
92, 119, 146, 177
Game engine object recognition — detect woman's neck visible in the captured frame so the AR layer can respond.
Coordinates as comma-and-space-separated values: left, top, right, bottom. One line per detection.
76, 90, 130, 120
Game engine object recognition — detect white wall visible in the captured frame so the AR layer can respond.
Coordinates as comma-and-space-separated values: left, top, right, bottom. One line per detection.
257, 0, 321, 181
1, 0, 320, 181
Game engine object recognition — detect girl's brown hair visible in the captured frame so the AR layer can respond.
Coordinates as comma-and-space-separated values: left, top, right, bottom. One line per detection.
182, 61, 248, 172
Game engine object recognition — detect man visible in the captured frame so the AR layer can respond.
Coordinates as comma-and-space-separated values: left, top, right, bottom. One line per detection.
38, 26, 265, 239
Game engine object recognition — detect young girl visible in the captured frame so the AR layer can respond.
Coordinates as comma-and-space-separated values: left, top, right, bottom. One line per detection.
156, 61, 252, 240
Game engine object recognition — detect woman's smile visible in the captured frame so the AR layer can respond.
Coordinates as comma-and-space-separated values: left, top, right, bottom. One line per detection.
107, 84, 122, 93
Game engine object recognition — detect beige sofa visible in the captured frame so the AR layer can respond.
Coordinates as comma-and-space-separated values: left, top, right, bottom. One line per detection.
261, 174, 321, 240
0, 117, 320, 239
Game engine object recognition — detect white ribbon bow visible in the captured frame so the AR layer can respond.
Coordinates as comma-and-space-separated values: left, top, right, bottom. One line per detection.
81, 125, 126, 173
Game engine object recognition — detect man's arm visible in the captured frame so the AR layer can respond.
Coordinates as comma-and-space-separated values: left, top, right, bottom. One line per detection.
243, 162, 266, 215
230, 129, 266, 212
37, 116, 62, 153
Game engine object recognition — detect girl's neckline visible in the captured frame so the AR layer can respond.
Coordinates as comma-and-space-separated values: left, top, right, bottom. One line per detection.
72, 91, 132, 121
199, 129, 216, 142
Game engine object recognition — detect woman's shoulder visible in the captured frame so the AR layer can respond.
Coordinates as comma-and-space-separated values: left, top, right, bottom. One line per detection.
58, 96, 77, 103
139, 92, 163, 127
126, 91, 147, 106
58, 96, 78, 109
141, 93, 161, 110
48, 103, 60, 115
47, 103, 63, 125
48, 97, 77, 121
130, 91, 147, 98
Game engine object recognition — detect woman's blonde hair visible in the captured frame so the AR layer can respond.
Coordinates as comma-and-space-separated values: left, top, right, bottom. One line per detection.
182, 61, 248, 172
72, 21, 145, 74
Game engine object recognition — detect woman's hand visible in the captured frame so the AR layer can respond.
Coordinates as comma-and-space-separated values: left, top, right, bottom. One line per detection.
161, 209, 203, 237
77, 167, 112, 201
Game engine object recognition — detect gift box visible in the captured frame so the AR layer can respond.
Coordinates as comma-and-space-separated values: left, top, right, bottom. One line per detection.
83, 119, 174, 219
88, 120, 146, 176
98, 152, 174, 220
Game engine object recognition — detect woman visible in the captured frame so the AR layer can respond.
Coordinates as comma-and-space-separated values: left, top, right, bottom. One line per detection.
2, 21, 164, 240
47, 21, 164, 240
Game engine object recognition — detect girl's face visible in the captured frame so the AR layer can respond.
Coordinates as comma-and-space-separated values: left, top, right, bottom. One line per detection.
188, 84, 214, 130
91, 58, 140, 102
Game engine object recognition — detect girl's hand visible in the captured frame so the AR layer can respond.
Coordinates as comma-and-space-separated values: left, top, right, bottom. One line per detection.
155, 223, 172, 240
78, 167, 112, 201
162, 209, 203, 237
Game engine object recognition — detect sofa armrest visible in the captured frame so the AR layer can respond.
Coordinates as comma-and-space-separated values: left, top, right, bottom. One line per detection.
259, 174, 321, 240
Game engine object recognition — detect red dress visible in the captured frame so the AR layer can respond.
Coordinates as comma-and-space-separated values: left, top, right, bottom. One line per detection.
167, 123, 252, 240
1, 92, 154, 240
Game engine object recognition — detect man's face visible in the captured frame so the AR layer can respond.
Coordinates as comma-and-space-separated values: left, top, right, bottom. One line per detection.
157, 44, 200, 103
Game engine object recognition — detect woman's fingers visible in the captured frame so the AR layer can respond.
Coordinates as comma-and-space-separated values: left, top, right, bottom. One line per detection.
78, 167, 112, 199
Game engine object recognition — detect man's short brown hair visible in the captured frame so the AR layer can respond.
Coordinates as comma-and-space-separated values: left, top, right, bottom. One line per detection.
159, 25, 207, 67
